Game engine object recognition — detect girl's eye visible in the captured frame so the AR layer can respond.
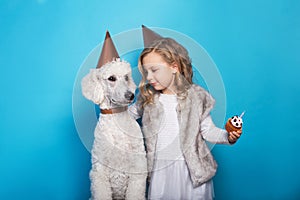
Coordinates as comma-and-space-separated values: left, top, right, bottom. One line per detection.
108, 76, 116, 82
152, 69, 158, 73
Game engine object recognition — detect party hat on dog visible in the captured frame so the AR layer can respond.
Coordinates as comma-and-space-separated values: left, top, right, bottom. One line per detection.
97, 31, 119, 68
142, 25, 163, 47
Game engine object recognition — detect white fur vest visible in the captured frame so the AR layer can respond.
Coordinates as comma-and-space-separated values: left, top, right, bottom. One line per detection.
142, 84, 218, 187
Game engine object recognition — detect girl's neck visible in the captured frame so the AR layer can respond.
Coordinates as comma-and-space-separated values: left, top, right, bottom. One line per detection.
161, 85, 178, 95
161, 89, 177, 95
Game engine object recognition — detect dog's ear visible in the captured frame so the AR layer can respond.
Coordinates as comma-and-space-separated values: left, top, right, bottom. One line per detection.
81, 69, 104, 105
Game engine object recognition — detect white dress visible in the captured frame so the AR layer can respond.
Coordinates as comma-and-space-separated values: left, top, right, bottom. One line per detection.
129, 94, 229, 200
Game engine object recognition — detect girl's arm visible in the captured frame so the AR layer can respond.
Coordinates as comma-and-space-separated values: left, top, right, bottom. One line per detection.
200, 115, 230, 144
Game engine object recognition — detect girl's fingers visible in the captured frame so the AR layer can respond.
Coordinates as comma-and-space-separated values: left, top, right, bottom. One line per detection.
229, 131, 241, 139
231, 131, 241, 137
228, 135, 237, 144
228, 130, 243, 144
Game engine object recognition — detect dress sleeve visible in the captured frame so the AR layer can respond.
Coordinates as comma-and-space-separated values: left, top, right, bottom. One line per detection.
200, 115, 230, 144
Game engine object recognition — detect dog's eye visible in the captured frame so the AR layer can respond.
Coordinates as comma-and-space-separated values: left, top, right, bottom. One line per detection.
108, 76, 116, 82
125, 75, 129, 81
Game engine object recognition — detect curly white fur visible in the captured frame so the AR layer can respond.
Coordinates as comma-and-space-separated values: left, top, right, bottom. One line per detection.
81, 60, 147, 200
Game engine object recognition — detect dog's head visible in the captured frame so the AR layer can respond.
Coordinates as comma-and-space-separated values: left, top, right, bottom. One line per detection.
81, 60, 137, 109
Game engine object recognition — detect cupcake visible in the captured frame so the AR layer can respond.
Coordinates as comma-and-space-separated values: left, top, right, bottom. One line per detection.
225, 111, 244, 133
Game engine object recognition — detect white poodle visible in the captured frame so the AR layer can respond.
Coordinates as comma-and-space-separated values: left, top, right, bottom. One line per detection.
81, 59, 147, 200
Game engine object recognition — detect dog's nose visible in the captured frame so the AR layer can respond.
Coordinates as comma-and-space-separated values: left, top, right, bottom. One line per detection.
125, 91, 135, 101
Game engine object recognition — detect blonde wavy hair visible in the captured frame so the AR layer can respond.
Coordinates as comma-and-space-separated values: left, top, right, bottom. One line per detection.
138, 38, 193, 107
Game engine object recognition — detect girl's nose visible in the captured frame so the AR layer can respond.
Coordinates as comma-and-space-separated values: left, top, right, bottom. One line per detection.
146, 72, 152, 81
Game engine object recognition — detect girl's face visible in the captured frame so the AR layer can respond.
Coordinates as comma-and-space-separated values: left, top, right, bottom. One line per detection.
142, 52, 178, 94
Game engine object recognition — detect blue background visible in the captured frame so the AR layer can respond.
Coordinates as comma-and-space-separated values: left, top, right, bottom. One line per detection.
1, 0, 299, 199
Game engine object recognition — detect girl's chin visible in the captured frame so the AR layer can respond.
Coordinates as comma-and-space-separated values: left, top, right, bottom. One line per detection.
153, 85, 164, 91
151, 84, 173, 94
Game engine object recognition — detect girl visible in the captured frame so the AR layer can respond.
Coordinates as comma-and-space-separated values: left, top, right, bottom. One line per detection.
129, 38, 242, 200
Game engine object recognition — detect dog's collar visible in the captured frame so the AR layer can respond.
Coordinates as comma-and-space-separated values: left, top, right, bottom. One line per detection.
100, 107, 128, 114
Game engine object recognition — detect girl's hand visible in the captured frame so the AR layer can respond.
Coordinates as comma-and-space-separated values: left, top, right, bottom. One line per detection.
228, 129, 242, 144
